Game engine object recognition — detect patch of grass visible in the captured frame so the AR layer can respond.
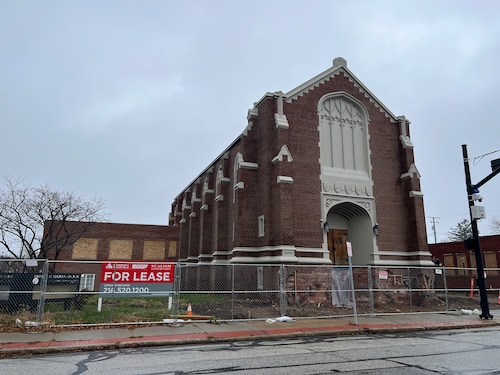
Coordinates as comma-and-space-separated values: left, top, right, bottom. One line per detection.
3, 295, 175, 326
0, 293, 231, 327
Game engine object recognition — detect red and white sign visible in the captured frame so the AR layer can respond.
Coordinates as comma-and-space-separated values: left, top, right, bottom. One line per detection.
100, 262, 174, 284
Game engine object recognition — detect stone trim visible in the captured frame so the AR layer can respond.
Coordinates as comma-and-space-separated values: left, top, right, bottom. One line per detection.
275, 113, 289, 129
400, 164, 421, 179
285, 58, 397, 122
277, 176, 294, 184
272, 145, 294, 163
409, 191, 424, 198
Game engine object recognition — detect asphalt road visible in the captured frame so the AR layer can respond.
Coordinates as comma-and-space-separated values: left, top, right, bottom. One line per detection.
1, 327, 500, 374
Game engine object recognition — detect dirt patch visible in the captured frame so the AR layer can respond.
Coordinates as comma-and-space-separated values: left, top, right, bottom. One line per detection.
0, 292, 496, 332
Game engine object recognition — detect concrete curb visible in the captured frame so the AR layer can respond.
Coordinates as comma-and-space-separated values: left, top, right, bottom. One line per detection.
0, 319, 498, 358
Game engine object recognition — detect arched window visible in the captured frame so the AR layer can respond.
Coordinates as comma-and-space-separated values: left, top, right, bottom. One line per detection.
202, 177, 209, 205
319, 93, 369, 176
233, 153, 243, 186
215, 164, 225, 200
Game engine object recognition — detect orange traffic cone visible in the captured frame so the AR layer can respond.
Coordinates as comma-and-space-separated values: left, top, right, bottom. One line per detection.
187, 303, 193, 316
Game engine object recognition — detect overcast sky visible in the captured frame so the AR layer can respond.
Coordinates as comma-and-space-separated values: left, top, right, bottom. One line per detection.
1, 0, 499, 244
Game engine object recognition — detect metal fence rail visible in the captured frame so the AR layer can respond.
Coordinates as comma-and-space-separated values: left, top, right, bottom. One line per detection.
0, 259, 498, 329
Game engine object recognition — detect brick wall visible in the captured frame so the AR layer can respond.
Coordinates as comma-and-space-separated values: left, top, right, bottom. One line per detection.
44, 221, 178, 262
169, 61, 429, 264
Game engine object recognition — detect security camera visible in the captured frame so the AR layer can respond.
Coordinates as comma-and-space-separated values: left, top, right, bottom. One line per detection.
471, 193, 483, 202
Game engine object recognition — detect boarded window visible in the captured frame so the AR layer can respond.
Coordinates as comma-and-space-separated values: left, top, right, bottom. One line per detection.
443, 254, 455, 275
72, 238, 98, 259
109, 239, 133, 259
484, 252, 498, 275
469, 254, 477, 270
168, 241, 177, 258
143, 240, 165, 260
456, 254, 467, 275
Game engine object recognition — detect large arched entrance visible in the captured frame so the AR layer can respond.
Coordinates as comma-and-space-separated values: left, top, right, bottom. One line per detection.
325, 201, 374, 265
319, 91, 375, 265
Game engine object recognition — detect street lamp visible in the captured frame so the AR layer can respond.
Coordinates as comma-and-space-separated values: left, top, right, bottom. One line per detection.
462, 144, 500, 320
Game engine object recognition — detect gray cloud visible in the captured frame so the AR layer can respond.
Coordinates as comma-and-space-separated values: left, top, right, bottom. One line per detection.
1, 0, 499, 242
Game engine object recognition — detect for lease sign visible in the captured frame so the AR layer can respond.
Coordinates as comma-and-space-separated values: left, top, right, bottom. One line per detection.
99, 261, 175, 298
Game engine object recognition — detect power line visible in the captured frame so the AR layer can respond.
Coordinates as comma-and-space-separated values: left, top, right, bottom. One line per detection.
429, 216, 439, 244
466, 148, 500, 165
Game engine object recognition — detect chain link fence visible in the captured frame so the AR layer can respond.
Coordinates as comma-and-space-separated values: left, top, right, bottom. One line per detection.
0, 259, 498, 330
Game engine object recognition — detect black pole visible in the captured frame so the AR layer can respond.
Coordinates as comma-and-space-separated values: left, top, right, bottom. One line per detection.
462, 144, 492, 319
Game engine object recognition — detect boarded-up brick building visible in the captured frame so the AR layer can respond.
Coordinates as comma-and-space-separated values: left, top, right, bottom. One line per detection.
44, 221, 178, 290
170, 57, 432, 266
45, 221, 178, 262
429, 235, 500, 289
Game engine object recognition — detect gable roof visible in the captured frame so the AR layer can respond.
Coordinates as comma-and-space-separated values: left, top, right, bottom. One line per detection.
174, 58, 401, 200
284, 57, 398, 122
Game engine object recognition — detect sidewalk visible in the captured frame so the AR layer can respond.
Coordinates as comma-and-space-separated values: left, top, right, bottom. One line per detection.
1, 309, 499, 358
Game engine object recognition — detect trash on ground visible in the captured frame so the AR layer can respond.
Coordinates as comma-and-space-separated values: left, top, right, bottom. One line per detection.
460, 309, 480, 315
266, 316, 296, 323
162, 318, 185, 323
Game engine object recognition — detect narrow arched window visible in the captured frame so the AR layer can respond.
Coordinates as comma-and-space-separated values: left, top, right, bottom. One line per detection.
319, 94, 369, 176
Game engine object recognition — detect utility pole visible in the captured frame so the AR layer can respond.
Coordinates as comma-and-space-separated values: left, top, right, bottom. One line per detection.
462, 144, 500, 320
429, 216, 439, 244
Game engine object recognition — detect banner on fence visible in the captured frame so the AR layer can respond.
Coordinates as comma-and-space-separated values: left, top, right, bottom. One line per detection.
331, 267, 353, 307
99, 261, 175, 298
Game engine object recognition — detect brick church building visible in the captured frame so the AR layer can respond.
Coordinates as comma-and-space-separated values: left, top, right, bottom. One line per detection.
170, 57, 432, 266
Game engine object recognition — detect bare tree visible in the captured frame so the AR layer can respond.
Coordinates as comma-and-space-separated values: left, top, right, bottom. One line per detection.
489, 215, 500, 234
0, 177, 108, 259
446, 219, 473, 242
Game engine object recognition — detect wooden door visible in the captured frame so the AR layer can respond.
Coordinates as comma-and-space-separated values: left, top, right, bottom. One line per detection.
328, 229, 348, 265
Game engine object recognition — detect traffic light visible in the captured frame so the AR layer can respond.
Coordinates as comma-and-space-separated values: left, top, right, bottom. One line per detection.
492, 158, 500, 172
464, 237, 475, 251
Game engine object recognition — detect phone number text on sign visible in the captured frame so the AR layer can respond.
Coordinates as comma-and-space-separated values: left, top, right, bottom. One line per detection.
99, 261, 175, 298
102, 286, 150, 294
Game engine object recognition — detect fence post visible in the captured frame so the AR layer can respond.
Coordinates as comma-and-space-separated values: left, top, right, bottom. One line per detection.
36, 259, 49, 326
109, 262, 116, 323
231, 264, 235, 321
407, 267, 412, 311
368, 265, 374, 317
443, 266, 449, 313
279, 264, 286, 317
172, 262, 181, 322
